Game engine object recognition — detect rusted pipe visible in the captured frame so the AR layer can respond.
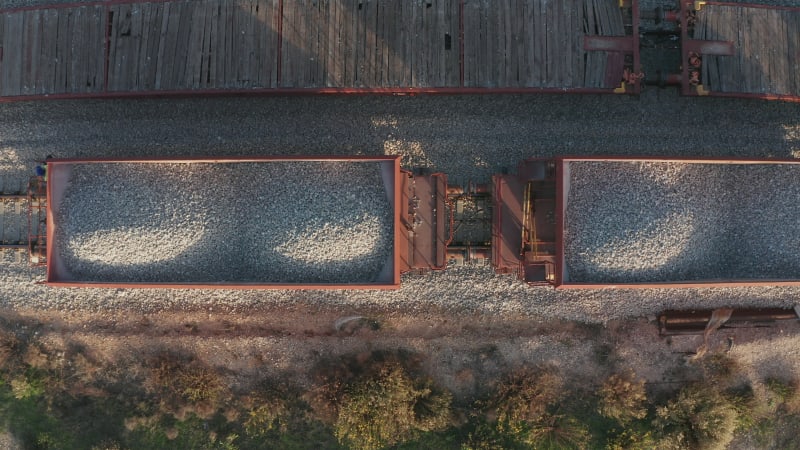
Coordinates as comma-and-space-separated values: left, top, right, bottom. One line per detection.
641, 7, 681, 23
659, 308, 800, 335
645, 71, 682, 87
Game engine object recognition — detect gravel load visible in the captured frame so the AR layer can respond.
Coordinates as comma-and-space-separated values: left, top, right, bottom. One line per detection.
54, 161, 393, 284
565, 161, 800, 283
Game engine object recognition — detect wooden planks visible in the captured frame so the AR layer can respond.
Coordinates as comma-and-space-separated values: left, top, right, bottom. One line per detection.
1, 11, 24, 96
463, 0, 612, 89
280, 0, 458, 89
0, 0, 642, 98
0, 6, 105, 96
106, 0, 280, 91
582, 0, 626, 88
696, 4, 799, 97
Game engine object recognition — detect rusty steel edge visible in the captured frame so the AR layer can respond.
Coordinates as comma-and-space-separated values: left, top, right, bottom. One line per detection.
45, 155, 403, 290
42, 281, 402, 290
0, 87, 636, 104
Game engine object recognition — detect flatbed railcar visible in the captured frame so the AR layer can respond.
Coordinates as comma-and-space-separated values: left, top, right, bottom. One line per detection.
1, 0, 797, 102
0, 0, 643, 99
18, 155, 800, 290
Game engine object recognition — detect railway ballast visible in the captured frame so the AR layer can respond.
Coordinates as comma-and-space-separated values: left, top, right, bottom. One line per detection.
20, 155, 800, 290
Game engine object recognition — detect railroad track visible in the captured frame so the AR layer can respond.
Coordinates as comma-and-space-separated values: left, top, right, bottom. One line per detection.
0, 174, 46, 264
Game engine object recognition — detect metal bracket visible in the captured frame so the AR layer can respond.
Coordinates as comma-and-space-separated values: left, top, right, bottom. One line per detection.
584, 36, 634, 53
696, 84, 710, 95
693, 1, 706, 11
613, 82, 627, 94
684, 39, 735, 56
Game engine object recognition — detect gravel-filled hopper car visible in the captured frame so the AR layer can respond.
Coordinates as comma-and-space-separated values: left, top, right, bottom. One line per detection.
20, 155, 800, 290
45, 156, 423, 289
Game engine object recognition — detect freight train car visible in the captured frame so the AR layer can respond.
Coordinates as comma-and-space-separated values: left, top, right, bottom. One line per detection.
0, 0, 641, 100
45, 155, 455, 289
488, 157, 800, 288
1, 0, 796, 102
22, 155, 800, 290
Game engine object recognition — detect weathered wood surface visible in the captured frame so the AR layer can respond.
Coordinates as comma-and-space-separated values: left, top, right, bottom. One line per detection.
696, 5, 799, 97
462, 0, 625, 88
0, 0, 631, 98
281, 0, 460, 88
107, 0, 281, 91
0, 6, 106, 96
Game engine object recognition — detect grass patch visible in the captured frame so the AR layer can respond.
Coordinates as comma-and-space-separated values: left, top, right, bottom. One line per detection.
0, 379, 75, 449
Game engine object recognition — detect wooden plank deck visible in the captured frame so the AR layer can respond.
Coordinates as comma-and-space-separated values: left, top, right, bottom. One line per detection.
0, 5, 105, 96
695, 4, 799, 97
463, 0, 625, 88
106, 0, 280, 91
280, 0, 459, 88
0, 0, 634, 99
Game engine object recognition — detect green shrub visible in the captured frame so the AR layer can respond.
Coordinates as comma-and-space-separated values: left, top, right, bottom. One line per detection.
653, 384, 738, 450
244, 400, 289, 437
526, 413, 591, 450
765, 377, 800, 413
461, 420, 508, 450
333, 364, 452, 450
605, 427, 657, 450
490, 367, 562, 436
597, 372, 648, 424
10, 368, 46, 400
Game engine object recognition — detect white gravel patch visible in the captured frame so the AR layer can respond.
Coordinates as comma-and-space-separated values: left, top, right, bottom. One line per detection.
54, 162, 393, 284
565, 161, 800, 283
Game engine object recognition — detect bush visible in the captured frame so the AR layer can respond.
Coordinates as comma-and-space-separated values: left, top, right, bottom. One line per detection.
148, 354, 227, 417
653, 384, 738, 450
765, 378, 800, 413
477, 367, 594, 449
461, 420, 508, 450
0, 330, 21, 371
333, 364, 452, 450
526, 413, 591, 450
605, 427, 657, 450
597, 372, 648, 424
244, 399, 290, 437
178, 367, 223, 404
490, 367, 562, 436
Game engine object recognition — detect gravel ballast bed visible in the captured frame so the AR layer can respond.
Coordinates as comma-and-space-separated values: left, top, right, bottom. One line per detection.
2, 89, 800, 323
54, 161, 393, 284
564, 161, 800, 283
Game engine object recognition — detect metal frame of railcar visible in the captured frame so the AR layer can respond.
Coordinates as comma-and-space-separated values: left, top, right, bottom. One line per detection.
44, 155, 406, 289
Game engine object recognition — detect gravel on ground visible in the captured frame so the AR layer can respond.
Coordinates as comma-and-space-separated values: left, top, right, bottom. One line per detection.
1, 86, 800, 323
